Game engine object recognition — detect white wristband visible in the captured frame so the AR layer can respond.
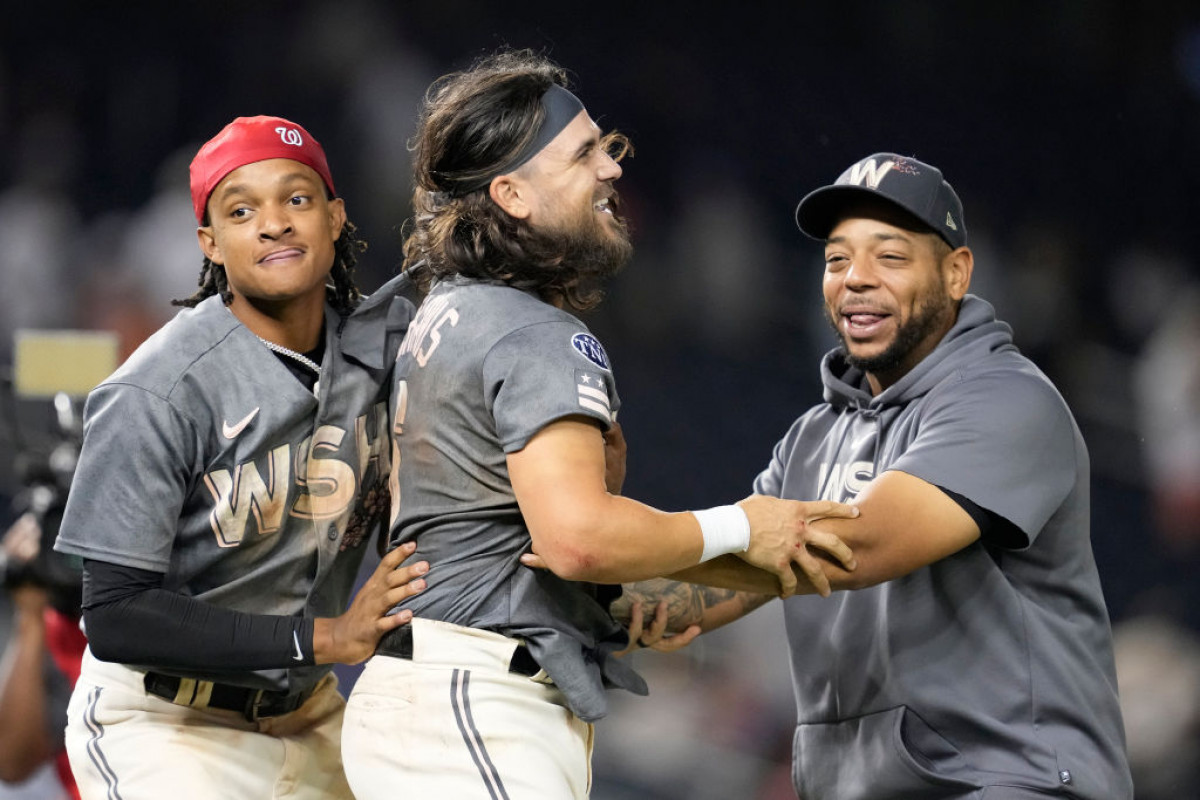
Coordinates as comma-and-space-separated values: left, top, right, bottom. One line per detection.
692, 505, 751, 563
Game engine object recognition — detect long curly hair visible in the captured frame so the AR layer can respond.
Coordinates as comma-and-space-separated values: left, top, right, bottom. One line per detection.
403, 48, 632, 312
172, 210, 366, 316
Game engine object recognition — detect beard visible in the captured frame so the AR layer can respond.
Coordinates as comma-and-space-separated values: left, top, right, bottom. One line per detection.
540, 188, 633, 282
827, 285, 954, 375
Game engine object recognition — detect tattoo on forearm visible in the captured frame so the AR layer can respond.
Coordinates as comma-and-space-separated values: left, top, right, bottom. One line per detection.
612, 579, 700, 629
613, 579, 772, 632
738, 592, 774, 615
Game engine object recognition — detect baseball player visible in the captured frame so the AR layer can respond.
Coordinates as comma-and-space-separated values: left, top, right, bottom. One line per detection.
620, 153, 1134, 799
52, 115, 427, 800
339, 49, 858, 800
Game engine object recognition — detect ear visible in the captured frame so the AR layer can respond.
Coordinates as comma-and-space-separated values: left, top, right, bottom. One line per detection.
944, 246, 974, 301
488, 174, 532, 220
327, 197, 347, 242
196, 225, 222, 265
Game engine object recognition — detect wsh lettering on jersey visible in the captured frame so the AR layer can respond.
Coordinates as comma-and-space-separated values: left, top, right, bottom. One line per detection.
203, 402, 389, 546
818, 460, 876, 501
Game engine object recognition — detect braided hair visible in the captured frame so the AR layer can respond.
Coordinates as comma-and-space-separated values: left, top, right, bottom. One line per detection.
172, 215, 367, 316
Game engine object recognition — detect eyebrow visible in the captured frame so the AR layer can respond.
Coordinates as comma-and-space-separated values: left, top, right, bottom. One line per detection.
826, 231, 913, 246
572, 133, 600, 160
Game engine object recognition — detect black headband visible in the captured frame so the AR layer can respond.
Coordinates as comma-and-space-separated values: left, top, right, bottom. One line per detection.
455, 83, 585, 194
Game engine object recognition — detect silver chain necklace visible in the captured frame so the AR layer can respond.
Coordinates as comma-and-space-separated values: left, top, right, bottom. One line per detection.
258, 337, 322, 398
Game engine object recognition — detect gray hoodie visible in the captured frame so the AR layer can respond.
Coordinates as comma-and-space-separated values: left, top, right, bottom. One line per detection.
755, 295, 1132, 799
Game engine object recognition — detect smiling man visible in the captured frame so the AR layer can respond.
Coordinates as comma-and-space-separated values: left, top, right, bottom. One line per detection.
644, 153, 1133, 799
339, 50, 859, 800
776, 155, 1133, 799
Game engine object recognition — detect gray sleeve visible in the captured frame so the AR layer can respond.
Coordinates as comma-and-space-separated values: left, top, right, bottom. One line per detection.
753, 424, 798, 498
483, 322, 618, 452
54, 382, 197, 571
888, 370, 1077, 545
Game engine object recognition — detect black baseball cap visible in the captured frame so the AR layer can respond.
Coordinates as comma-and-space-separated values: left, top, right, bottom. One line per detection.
795, 153, 967, 248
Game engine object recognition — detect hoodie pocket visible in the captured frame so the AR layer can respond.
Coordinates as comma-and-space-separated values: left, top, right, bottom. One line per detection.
793, 705, 980, 800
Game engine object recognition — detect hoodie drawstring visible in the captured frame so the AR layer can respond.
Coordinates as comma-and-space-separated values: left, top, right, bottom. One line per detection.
817, 407, 854, 501
818, 406, 890, 502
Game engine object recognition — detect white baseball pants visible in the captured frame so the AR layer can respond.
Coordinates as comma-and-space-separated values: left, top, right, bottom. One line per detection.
65, 648, 352, 800
343, 618, 594, 799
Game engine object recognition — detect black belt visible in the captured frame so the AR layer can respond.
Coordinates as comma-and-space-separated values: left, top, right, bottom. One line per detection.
375, 624, 541, 677
143, 672, 313, 721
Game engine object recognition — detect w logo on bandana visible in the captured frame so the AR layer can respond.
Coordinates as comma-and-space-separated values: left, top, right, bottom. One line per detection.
275, 126, 304, 146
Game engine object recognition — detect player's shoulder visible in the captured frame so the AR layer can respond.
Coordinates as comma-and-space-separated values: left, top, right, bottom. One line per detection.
952, 348, 1066, 407
441, 277, 564, 315
103, 296, 240, 395
439, 277, 588, 336
931, 350, 1078, 440
934, 297, 1069, 408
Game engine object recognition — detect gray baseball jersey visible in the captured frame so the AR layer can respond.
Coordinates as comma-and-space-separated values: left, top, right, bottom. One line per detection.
54, 274, 414, 694
387, 276, 645, 722
754, 295, 1132, 799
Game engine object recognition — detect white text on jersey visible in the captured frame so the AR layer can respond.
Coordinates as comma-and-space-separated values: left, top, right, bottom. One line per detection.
818, 460, 875, 501
398, 294, 459, 367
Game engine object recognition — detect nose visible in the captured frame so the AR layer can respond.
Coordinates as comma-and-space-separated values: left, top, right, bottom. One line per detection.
842, 258, 879, 290
257, 203, 293, 239
597, 151, 622, 181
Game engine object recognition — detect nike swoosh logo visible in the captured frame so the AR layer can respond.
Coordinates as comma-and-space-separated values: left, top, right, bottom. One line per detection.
292, 630, 304, 662
222, 407, 261, 439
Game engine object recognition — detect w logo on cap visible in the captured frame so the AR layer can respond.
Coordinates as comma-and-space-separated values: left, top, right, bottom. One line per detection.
844, 158, 895, 189
275, 126, 304, 146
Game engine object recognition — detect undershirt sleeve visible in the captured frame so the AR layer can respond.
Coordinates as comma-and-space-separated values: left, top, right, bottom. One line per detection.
81, 559, 316, 671
938, 486, 1028, 549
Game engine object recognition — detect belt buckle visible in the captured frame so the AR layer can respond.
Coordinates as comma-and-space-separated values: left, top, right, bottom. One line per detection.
243, 689, 267, 722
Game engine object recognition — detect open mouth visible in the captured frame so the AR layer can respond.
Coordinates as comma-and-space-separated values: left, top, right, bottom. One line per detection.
593, 197, 613, 215
841, 311, 891, 338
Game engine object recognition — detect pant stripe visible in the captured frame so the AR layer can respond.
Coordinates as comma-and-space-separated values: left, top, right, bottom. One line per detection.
449, 669, 510, 800
82, 685, 125, 800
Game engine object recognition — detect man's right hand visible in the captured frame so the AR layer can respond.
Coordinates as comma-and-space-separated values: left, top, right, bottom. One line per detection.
735, 496, 858, 598
313, 541, 428, 665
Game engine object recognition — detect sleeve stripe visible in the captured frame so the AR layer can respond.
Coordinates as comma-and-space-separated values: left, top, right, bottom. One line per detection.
577, 397, 612, 420
577, 385, 610, 405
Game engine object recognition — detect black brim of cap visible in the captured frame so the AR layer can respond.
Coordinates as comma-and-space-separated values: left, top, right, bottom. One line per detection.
795, 184, 927, 242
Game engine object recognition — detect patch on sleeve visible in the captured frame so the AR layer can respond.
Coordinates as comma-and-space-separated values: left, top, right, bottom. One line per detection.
575, 369, 612, 423
571, 333, 611, 370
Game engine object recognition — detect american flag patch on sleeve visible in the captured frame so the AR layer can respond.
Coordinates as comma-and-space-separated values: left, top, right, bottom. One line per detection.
575, 369, 612, 422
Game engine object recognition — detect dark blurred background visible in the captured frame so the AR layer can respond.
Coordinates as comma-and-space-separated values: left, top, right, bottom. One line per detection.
1, 2, 1199, 798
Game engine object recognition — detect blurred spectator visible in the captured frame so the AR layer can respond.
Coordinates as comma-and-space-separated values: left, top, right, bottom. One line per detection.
1133, 282, 1200, 554
0, 111, 81, 362
71, 213, 166, 365
667, 159, 778, 354
113, 144, 206, 318
65, 143, 210, 364
1112, 614, 1200, 799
